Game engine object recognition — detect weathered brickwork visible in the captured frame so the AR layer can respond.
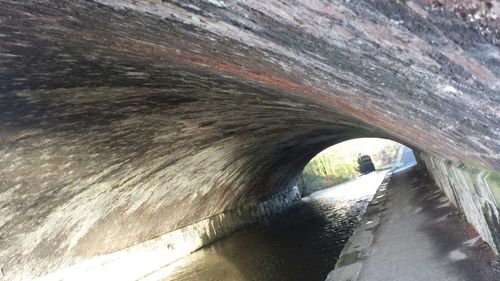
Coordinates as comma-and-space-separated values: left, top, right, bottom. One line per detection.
0, 0, 498, 279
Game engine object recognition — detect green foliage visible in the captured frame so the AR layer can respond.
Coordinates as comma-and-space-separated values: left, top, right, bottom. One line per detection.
303, 150, 358, 178
300, 173, 353, 195
300, 149, 358, 195
299, 138, 401, 196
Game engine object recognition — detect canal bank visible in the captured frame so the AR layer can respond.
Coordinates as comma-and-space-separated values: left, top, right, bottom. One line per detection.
328, 167, 500, 281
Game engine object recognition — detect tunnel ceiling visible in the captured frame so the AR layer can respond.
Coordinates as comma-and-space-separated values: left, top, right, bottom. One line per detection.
0, 0, 499, 279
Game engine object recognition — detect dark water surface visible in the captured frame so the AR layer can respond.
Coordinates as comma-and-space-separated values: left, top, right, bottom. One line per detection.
154, 172, 388, 281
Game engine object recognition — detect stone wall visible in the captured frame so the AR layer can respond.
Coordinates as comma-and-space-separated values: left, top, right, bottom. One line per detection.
420, 153, 500, 254
30, 187, 301, 281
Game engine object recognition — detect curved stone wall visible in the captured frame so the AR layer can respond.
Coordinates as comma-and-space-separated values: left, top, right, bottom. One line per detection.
0, 0, 499, 279
421, 153, 500, 254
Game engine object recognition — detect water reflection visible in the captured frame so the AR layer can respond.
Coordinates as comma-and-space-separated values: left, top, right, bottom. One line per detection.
152, 172, 388, 281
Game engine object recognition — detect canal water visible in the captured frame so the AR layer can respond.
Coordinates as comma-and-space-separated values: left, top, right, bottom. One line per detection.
147, 172, 389, 281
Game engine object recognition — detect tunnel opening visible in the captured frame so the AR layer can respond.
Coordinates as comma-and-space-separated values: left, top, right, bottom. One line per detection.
297, 137, 415, 197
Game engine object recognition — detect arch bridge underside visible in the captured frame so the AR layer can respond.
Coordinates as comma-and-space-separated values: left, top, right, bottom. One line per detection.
0, 0, 499, 280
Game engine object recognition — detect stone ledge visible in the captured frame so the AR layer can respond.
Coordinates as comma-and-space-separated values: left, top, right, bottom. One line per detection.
326, 172, 391, 281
